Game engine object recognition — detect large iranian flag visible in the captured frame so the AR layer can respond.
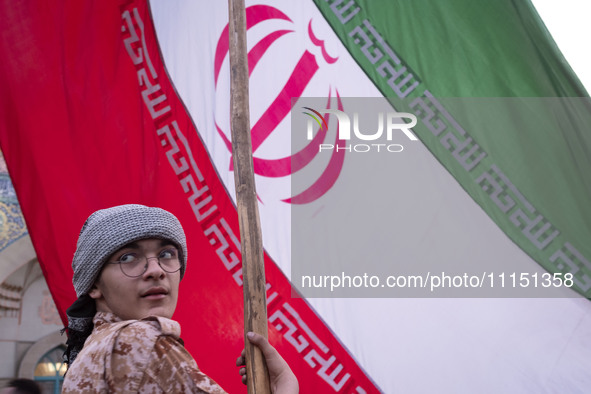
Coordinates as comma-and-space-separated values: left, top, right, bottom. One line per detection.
1, 0, 590, 393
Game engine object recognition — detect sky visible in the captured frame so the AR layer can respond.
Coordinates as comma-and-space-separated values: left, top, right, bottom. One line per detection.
531, 0, 591, 94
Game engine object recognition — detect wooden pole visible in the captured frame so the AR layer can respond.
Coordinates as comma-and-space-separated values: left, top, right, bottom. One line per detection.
227, 1, 271, 393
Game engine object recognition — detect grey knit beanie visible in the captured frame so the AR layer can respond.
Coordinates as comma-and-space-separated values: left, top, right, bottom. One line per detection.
72, 204, 187, 297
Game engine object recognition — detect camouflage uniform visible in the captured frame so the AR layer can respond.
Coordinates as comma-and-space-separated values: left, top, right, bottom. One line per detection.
62, 312, 227, 393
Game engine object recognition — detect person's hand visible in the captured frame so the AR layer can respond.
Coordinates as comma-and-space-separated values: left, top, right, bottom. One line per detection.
236, 332, 299, 394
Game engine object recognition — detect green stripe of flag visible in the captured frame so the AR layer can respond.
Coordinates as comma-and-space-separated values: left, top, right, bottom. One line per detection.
315, 0, 591, 297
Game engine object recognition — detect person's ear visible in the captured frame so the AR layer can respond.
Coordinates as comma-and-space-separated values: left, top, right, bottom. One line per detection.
88, 284, 103, 300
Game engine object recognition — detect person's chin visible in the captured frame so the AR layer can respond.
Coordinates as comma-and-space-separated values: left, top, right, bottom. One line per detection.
144, 303, 174, 319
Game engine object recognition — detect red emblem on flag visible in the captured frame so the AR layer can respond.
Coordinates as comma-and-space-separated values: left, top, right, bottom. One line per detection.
214, 5, 345, 204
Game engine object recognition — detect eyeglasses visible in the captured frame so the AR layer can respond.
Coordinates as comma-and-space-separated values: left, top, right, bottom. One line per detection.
108, 248, 181, 278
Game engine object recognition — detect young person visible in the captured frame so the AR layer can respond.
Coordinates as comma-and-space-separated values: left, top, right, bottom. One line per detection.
61, 204, 298, 393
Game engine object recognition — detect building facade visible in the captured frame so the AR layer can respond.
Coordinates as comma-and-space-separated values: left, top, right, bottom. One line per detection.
0, 151, 65, 394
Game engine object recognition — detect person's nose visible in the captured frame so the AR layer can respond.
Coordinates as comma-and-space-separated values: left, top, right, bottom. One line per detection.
142, 256, 165, 280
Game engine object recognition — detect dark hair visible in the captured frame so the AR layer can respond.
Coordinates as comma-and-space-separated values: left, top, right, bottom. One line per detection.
62, 294, 96, 368
5, 379, 41, 394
